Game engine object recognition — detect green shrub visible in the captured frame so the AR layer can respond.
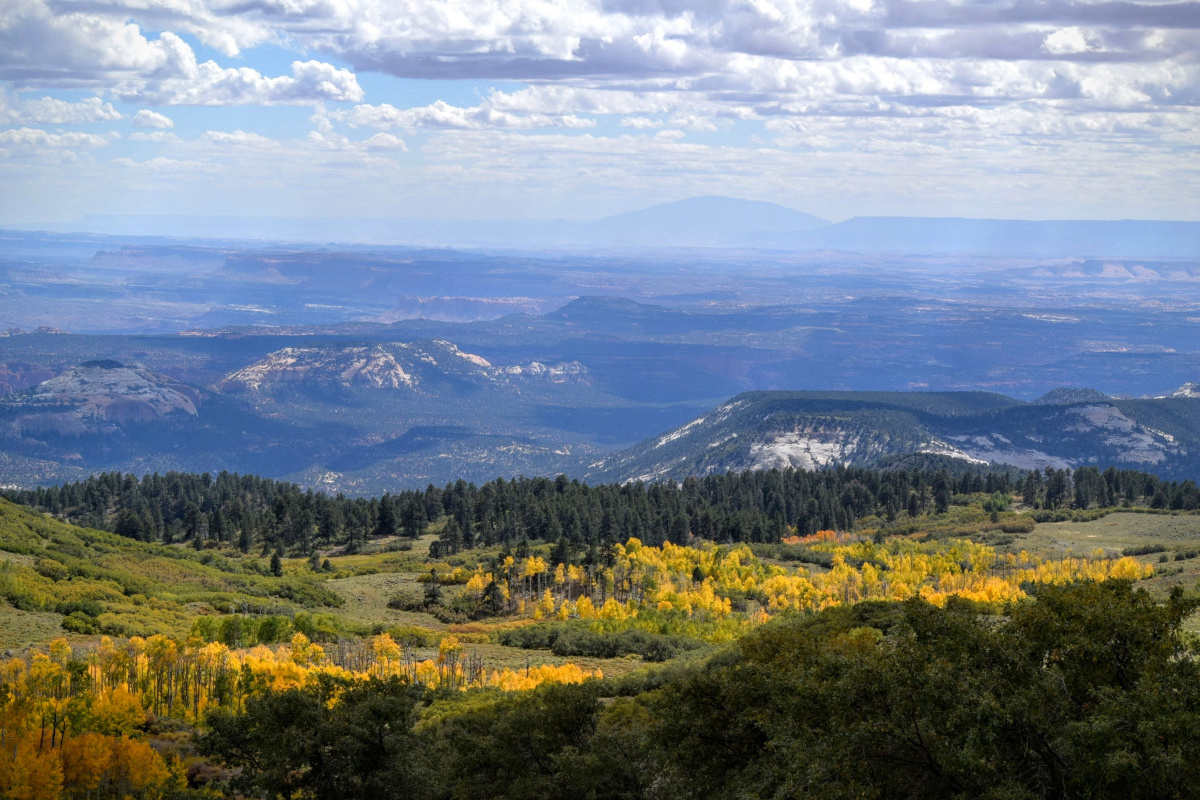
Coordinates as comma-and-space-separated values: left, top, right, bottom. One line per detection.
34, 557, 70, 581
498, 621, 703, 662
62, 612, 99, 634
387, 592, 425, 612
55, 599, 103, 618
387, 625, 438, 647
1123, 544, 1168, 557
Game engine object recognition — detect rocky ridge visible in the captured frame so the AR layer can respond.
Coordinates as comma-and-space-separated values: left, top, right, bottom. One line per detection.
587, 390, 1200, 483
218, 341, 588, 394
1, 361, 199, 437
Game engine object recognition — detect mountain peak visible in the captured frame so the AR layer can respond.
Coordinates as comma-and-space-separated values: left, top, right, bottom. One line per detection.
593, 196, 829, 246
1172, 383, 1200, 398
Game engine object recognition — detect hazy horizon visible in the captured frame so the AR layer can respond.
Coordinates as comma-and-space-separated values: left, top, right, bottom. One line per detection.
8, 197, 1200, 255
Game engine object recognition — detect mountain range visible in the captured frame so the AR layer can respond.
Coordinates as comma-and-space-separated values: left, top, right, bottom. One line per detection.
43, 196, 1200, 257
3, 197, 1200, 491
0, 343, 621, 491
3, 348, 1200, 491
587, 390, 1200, 484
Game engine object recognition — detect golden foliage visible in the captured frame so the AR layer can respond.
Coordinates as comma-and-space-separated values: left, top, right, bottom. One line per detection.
461, 533, 1153, 624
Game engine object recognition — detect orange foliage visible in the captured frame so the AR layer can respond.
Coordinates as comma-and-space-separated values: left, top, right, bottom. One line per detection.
61, 733, 111, 793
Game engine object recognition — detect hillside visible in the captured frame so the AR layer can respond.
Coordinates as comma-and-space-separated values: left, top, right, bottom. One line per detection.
2, 460, 1198, 798
0, 497, 341, 647
1, 360, 199, 436
588, 390, 1200, 483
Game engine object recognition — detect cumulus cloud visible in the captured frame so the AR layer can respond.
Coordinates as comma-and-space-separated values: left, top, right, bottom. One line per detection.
0, 127, 117, 148
114, 53, 364, 105
1, 0, 1198, 220
2, 0, 1195, 118
202, 129, 274, 145
362, 132, 407, 150
129, 130, 180, 142
331, 98, 595, 131
0, 93, 121, 124
621, 116, 666, 128
1044, 27, 1097, 55
249, 0, 1200, 83
0, 1, 361, 104
132, 109, 174, 128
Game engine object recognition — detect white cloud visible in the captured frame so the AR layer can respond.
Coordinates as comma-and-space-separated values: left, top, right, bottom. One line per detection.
0, 93, 121, 124
2, 0, 1195, 121
1, 0, 1198, 221
0, 127, 117, 148
1043, 27, 1095, 56
132, 109, 174, 128
621, 116, 665, 128
0, 1, 361, 104
362, 132, 407, 150
488, 85, 680, 116
114, 53, 363, 105
331, 99, 595, 131
129, 130, 180, 142
202, 129, 274, 145
1, 0, 195, 84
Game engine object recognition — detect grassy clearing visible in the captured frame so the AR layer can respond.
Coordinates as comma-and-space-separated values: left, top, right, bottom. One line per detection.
0, 607, 65, 651
464, 641, 649, 678
326, 571, 447, 629
5, 494, 1198, 676
995, 511, 1200, 604
1020, 512, 1200, 554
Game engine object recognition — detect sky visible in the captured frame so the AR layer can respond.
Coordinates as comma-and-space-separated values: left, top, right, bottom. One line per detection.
1, 0, 1198, 226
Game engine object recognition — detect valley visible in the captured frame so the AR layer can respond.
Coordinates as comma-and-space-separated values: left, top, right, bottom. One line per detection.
2, 223, 1200, 491
2, 205, 1199, 797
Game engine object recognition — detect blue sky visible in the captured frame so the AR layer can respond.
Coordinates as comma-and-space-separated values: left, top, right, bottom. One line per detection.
1, 0, 1198, 226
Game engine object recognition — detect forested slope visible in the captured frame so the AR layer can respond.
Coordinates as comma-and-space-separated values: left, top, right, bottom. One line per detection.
7, 465, 1197, 557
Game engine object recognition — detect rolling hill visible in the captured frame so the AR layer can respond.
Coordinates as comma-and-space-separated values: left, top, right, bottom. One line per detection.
587, 390, 1200, 483
0, 497, 340, 648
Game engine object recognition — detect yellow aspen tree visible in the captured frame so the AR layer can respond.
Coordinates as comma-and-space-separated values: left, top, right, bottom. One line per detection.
575, 596, 597, 619
60, 732, 109, 796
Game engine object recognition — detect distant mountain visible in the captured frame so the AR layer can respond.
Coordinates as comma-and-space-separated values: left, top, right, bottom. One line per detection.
218, 341, 588, 396
748, 218, 1200, 258
0, 344, 605, 492
62, 197, 830, 249
0, 361, 199, 437
1170, 383, 1200, 399
591, 196, 828, 246
54, 207, 1200, 256
1034, 388, 1113, 405
379, 296, 545, 323
587, 390, 1200, 483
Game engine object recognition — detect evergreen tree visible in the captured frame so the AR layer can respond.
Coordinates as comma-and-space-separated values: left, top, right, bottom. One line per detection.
374, 496, 399, 539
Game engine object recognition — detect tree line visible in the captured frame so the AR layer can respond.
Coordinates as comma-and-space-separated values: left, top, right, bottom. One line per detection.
5, 465, 1197, 557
